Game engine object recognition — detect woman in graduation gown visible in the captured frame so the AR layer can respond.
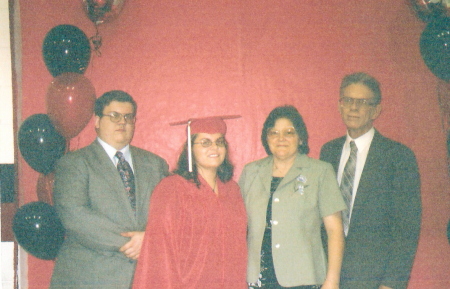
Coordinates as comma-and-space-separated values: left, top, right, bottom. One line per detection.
132, 116, 247, 289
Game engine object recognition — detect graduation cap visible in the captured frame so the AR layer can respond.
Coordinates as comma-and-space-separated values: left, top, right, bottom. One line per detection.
170, 115, 241, 172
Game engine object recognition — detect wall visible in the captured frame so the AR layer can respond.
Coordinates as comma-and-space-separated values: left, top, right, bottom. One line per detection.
16, 0, 450, 288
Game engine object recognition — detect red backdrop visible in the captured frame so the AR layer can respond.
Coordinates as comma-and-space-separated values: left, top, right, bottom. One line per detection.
17, 0, 450, 288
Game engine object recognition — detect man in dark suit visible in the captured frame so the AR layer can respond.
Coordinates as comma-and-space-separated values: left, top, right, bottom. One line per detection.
320, 72, 421, 289
50, 90, 169, 288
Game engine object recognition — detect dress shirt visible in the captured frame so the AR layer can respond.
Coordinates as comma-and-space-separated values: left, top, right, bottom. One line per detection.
337, 127, 374, 225
97, 137, 134, 172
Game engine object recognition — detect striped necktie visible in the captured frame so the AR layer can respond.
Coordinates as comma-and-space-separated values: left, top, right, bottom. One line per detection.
340, 141, 357, 235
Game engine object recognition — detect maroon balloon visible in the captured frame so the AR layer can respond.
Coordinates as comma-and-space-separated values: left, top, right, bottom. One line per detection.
82, 0, 126, 25
46, 72, 96, 139
37, 172, 55, 205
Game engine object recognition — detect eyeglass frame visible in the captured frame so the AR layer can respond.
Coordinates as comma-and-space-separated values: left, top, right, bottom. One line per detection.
193, 137, 227, 148
266, 127, 298, 139
101, 111, 136, 124
339, 96, 378, 108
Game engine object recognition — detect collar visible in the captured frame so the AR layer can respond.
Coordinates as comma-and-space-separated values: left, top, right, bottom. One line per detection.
97, 137, 131, 163
345, 127, 375, 152
260, 153, 311, 169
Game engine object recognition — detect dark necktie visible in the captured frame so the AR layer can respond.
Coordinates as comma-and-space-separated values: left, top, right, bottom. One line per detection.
340, 140, 357, 235
115, 151, 136, 212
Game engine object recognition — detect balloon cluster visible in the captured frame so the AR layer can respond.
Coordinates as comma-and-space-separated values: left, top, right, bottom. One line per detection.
18, 24, 96, 178
412, 2, 450, 183
16, 24, 98, 259
410, 1, 450, 81
16, 1, 126, 261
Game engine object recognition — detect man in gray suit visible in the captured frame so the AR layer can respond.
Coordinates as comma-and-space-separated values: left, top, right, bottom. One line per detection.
50, 90, 169, 288
320, 72, 421, 289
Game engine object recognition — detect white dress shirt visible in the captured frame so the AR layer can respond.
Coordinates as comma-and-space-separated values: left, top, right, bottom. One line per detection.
97, 137, 134, 172
337, 127, 374, 231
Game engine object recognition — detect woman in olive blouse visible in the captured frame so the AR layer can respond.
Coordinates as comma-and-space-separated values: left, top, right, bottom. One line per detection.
239, 105, 346, 289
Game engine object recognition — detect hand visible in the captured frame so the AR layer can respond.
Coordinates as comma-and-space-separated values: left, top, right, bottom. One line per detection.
321, 278, 339, 289
119, 231, 145, 260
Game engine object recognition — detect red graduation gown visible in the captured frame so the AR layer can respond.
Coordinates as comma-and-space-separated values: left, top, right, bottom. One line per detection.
132, 174, 248, 289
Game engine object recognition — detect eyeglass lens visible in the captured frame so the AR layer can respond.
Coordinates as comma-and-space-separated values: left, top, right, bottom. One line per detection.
339, 97, 375, 108
195, 138, 227, 147
267, 128, 297, 138
104, 112, 136, 123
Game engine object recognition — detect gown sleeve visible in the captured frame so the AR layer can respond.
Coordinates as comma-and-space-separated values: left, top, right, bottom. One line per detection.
132, 176, 183, 288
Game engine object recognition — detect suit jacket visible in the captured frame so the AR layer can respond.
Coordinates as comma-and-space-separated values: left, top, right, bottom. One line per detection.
239, 153, 346, 287
320, 130, 421, 289
50, 140, 169, 289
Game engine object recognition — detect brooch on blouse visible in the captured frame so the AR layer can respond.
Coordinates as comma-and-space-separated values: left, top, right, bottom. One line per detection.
296, 175, 308, 195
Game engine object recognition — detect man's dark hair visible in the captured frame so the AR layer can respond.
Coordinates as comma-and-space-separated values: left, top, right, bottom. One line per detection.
94, 90, 137, 116
261, 105, 309, 155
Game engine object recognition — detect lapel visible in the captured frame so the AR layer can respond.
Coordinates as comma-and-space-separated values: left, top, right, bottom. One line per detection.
255, 156, 274, 195
255, 154, 310, 194
329, 137, 346, 173
277, 154, 310, 191
356, 130, 385, 194
91, 140, 138, 224
350, 130, 387, 221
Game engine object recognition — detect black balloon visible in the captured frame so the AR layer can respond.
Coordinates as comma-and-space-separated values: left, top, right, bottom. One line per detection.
420, 17, 450, 81
18, 114, 66, 175
42, 24, 91, 77
13, 202, 65, 260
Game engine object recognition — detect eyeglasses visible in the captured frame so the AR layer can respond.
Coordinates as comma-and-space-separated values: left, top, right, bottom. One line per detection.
102, 112, 136, 124
267, 127, 297, 139
339, 97, 377, 108
193, 138, 227, 148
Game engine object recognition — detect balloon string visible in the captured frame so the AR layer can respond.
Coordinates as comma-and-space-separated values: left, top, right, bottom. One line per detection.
65, 138, 71, 153
90, 24, 102, 57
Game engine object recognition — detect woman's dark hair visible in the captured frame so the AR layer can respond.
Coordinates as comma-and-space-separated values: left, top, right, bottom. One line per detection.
261, 105, 309, 155
173, 134, 234, 187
